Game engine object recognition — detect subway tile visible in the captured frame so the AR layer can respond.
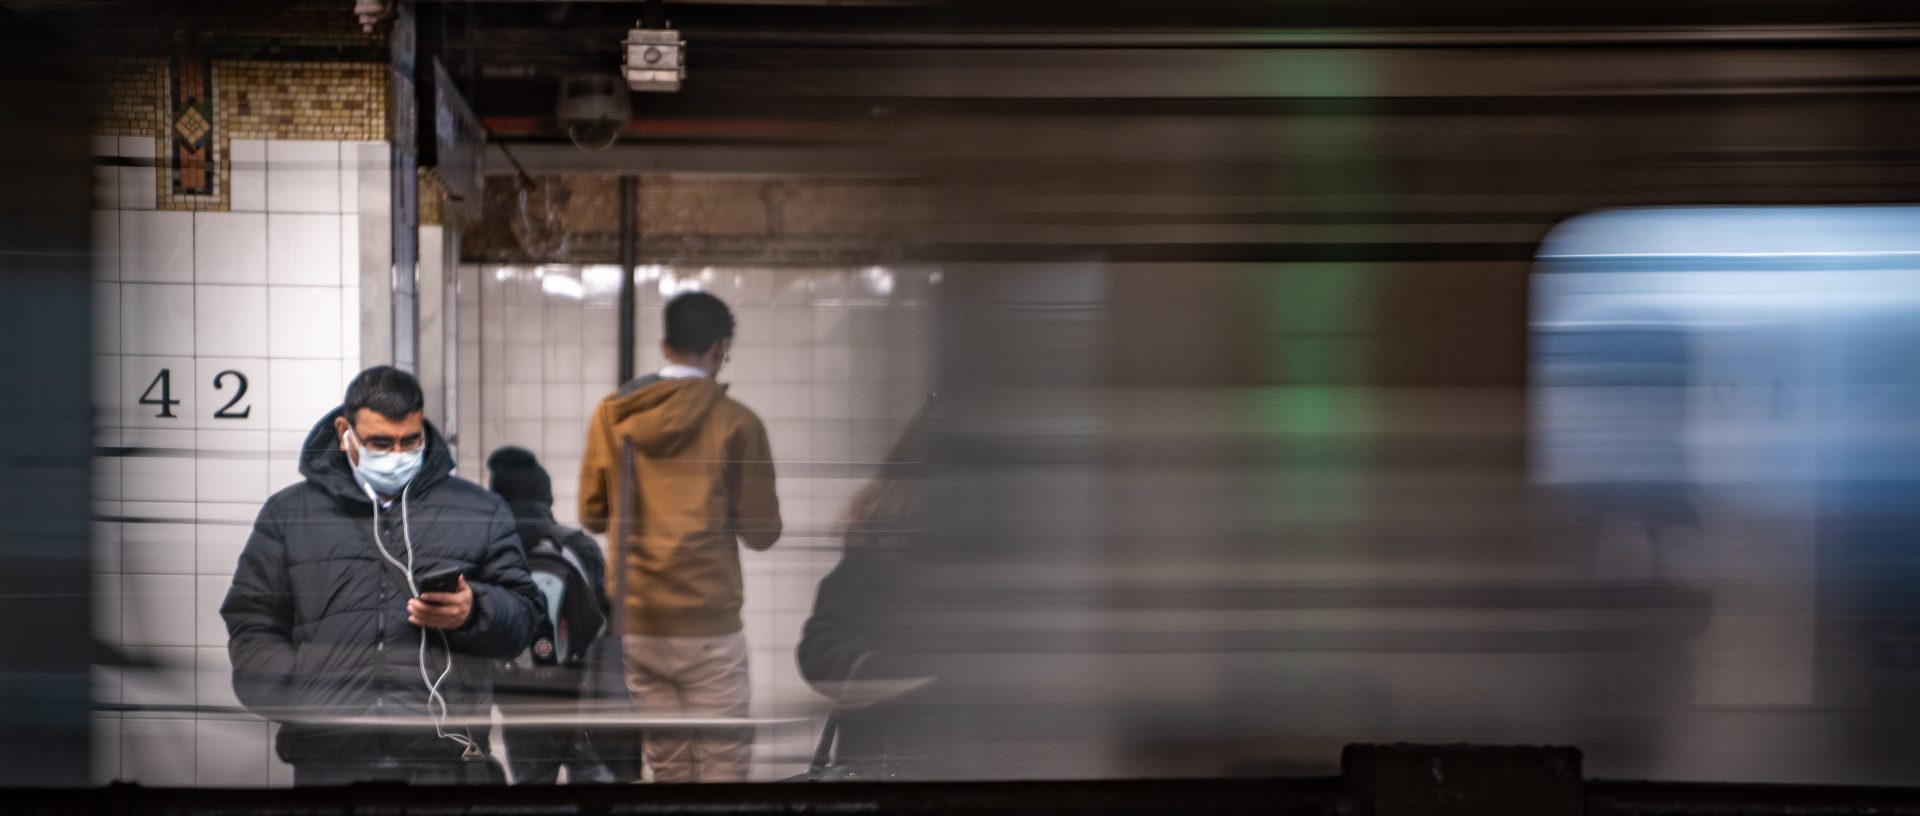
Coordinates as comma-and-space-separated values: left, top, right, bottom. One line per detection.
543, 422, 586, 459
123, 574, 195, 648
195, 719, 268, 787
811, 310, 850, 345
93, 149, 117, 211
579, 383, 612, 415
93, 210, 119, 281
812, 347, 854, 385
812, 422, 852, 464
266, 431, 310, 495
93, 507, 123, 576
732, 307, 771, 346
92, 715, 121, 784
122, 500, 196, 574
849, 346, 892, 385
545, 345, 585, 382
93, 430, 123, 503
848, 384, 890, 422
504, 306, 545, 344
197, 502, 257, 577
268, 286, 342, 359
503, 344, 544, 384
582, 305, 619, 344
194, 212, 268, 285
341, 286, 361, 361
121, 210, 193, 284
726, 351, 771, 386
774, 310, 814, 345
848, 310, 890, 346
121, 717, 195, 785
498, 421, 543, 450
811, 384, 852, 421
228, 139, 266, 212
122, 427, 195, 503
194, 284, 268, 358
267, 213, 341, 286
195, 430, 270, 505
93, 283, 120, 357
118, 136, 156, 210
267, 140, 341, 214
338, 148, 360, 216
581, 345, 618, 385
268, 359, 343, 432
766, 422, 808, 465
94, 572, 122, 649
544, 304, 585, 344
122, 284, 194, 356
195, 358, 270, 431
504, 383, 544, 420
773, 346, 811, 384
547, 382, 586, 421
340, 214, 361, 287
195, 575, 233, 648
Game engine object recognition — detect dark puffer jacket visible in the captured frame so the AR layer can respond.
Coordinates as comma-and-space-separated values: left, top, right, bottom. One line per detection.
220, 408, 542, 763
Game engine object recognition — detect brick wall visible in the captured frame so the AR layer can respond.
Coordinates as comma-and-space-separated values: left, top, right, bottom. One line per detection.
468, 174, 930, 266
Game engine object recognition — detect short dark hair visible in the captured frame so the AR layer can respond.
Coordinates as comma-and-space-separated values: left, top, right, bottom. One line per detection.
664, 291, 735, 355
342, 365, 425, 423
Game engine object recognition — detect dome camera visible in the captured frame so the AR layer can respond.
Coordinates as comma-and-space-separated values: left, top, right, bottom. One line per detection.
557, 73, 631, 151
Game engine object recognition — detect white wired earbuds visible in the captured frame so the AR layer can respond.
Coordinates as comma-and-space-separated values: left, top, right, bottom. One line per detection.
369, 480, 482, 759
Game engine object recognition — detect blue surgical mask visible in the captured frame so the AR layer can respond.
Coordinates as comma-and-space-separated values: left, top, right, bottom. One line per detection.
346, 428, 425, 496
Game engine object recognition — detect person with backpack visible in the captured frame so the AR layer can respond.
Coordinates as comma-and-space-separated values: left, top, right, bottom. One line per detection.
487, 446, 641, 785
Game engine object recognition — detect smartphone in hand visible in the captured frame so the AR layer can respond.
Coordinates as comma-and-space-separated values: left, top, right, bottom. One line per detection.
416, 564, 463, 595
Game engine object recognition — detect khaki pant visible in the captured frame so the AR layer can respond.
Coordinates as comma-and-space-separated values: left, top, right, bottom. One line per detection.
621, 632, 753, 782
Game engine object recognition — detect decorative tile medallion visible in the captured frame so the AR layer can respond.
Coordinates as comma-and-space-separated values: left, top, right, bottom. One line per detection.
169, 55, 216, 197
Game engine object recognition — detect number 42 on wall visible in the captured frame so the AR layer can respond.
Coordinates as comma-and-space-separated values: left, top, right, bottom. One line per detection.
138, 368, 251, 419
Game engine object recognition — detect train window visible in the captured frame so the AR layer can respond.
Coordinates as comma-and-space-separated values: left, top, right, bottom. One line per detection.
1531, 205, 1920, 708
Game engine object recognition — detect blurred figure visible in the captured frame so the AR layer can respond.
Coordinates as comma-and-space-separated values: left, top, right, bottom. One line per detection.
579, 292, 783, 782
797, 403, 940, 779
487, 446, 640, 785
220, 367, 542, 785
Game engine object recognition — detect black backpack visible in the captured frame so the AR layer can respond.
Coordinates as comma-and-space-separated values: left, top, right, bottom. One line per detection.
503, 526, 609, 689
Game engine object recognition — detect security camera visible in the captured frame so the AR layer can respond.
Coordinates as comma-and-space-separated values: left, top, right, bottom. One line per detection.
624, 28, 685, 93
556, 73, 631, 151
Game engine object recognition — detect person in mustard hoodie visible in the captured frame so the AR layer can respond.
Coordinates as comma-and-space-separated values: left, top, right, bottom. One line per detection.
579, 291, 782, 783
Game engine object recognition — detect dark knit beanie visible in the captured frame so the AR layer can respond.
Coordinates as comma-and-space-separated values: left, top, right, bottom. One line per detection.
486, 446, 553, 508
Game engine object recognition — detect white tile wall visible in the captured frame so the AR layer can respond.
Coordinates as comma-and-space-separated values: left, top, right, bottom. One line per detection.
123, 574, 197, 647
119, 136, 157, 211
194, 213, 268, 284
196, 719, 269, 787
266, 141, 340, 214
122, 211, 194, 284
123, 284, 195, 355
228, 139, 267, 213
267, 358, 343, 433
460, 264, 938, 780
194, 284, 268, 357
93, 211, 120, 281
122, 717, 195, 785
94, 138, 370, 785
268, 286, 342, 359
266, 214, 340, 286
122, 499, 196, 574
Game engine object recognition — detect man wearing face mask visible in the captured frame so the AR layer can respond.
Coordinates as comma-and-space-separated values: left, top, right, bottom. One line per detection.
221, 366, 543, 785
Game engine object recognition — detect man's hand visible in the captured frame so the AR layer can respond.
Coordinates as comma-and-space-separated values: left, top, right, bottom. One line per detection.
409, 575, 473, 630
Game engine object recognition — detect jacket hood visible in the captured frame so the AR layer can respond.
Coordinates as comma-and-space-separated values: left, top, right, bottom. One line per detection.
299, 406, 457, 506
605, 376, 725, 457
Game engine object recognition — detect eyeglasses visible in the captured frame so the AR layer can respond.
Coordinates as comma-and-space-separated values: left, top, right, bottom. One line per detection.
355, 431, 425, 453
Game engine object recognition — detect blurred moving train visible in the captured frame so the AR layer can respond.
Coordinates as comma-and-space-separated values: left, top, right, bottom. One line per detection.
7, 0, 1920, 790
